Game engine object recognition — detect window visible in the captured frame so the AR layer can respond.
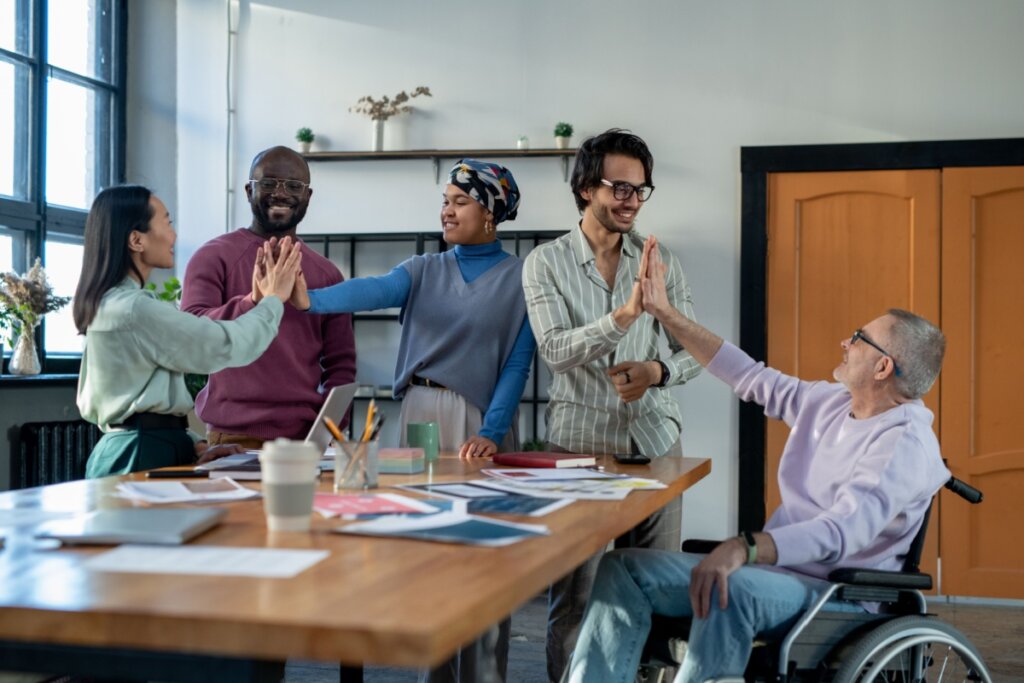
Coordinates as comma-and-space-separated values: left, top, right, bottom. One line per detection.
0, 0, 125, 372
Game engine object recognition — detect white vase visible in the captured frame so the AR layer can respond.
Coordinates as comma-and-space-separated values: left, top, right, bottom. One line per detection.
9, 324, 40, 376
554, 136, 571, 150
299, 140, 311, 154
372, 119, 385, 152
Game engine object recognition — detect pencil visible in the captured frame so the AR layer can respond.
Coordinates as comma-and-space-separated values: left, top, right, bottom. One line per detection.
360, 400, 376, 442
323, 416, 345, 443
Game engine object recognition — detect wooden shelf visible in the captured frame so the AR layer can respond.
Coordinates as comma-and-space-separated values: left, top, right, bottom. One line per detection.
303, 148, 576, 182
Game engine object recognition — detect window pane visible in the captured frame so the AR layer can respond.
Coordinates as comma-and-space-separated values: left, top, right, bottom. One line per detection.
43, 238, 83, 354
47, 0, 113, 82
0, 58, 31, 200
0, 0, 31, 55
46, 76, 110, 209
0, 231, 12, 274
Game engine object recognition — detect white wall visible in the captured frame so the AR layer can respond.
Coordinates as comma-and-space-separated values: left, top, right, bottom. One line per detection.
172, 0, 1024, 539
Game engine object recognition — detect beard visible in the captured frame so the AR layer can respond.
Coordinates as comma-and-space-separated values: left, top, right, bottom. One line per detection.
252, 199, 308, 233
591, 202, 635, 235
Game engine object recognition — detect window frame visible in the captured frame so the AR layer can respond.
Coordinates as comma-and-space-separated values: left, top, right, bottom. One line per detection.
0, 0, 127, 375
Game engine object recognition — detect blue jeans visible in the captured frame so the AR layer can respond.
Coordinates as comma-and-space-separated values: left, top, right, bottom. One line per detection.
566, 550, 864, 683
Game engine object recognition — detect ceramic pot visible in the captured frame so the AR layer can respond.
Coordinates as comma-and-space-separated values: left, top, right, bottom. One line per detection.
372, 119, 385, 152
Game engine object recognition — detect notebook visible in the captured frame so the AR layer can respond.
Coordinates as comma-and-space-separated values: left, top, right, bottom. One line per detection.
35, 507, 227, 545
491, 451, 597, 468
196, 382, 359, 476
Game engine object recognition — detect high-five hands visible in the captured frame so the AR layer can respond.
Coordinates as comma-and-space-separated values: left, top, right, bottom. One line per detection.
251, 236, 303, 303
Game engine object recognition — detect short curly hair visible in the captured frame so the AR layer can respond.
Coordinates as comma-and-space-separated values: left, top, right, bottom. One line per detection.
570, 129, 653, 213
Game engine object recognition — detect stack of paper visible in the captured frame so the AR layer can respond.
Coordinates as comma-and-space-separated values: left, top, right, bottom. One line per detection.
116, 478, 261, 504
313, 492, 437, 519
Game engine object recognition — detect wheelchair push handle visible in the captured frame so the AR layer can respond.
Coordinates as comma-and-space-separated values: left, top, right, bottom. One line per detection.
944, 476, 983, 504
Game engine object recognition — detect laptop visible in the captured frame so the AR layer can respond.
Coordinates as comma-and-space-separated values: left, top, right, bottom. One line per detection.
195, 382, 359, 473
35, 507, 227, 546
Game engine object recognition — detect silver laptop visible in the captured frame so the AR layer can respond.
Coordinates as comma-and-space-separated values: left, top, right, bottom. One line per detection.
196, 383, 359, 472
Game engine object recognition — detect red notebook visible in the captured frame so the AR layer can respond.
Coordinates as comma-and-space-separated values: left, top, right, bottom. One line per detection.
491, 451, 597, 468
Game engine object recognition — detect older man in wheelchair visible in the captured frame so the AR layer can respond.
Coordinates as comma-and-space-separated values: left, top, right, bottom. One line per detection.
564, 237, 991, 683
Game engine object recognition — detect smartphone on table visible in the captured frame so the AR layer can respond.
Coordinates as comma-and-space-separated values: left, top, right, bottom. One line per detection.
612, 453, 651, 465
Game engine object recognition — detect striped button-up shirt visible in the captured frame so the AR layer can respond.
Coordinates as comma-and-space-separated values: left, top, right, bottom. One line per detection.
522, 226, 701, 457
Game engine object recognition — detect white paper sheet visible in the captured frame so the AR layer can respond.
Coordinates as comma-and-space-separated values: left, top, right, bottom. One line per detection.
83, 545, 329, 578
116, 478, 261, 504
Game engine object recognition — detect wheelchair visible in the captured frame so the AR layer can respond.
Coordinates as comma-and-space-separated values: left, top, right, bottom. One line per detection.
640, 477, 992, 682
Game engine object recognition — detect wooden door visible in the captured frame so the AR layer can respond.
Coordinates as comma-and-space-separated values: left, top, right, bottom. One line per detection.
940, 166, 1024, 598
766, 170, 942, 575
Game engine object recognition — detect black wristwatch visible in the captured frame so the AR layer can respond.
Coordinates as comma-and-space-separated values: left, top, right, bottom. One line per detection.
651, 359, 670, 388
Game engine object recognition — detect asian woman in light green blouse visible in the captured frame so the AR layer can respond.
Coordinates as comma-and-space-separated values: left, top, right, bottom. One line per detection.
73, 185, 302, 478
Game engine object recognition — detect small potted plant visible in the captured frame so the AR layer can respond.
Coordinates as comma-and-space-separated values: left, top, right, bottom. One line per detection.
295, 127, 315, 154
553, 122, 574, 149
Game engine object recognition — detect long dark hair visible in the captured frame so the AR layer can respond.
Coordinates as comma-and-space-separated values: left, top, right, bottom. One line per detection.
570, 128, 654, 213
73, 185, 153, 333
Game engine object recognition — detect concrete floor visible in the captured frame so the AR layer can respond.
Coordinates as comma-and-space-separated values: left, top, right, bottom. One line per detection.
284, 594, 1024, 682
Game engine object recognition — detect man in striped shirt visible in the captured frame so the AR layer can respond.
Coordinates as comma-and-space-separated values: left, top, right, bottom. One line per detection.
522, 129, 702, 681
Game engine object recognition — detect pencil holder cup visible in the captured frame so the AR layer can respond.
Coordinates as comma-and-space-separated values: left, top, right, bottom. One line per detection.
334, 439, 380, 491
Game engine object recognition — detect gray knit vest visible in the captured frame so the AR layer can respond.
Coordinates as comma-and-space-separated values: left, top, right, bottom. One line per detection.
394, 251, 526, 411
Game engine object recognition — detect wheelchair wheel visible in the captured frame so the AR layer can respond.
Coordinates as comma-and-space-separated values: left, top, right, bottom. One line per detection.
832, 615, 991, 682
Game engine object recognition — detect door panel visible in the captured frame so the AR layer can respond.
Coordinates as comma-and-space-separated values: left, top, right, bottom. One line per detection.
766, 170, 942, 578
941, 166, 1024, 598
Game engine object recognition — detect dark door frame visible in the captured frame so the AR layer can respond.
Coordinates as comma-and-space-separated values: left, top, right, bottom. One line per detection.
737, 137, 1024, 531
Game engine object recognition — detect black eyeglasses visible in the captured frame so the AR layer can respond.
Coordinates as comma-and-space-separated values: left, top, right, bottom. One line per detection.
600, 179, 654, 202
249, 178, 310, 196
851, 329, 901, 376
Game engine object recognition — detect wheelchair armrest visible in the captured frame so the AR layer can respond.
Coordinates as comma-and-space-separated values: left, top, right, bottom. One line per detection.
681, 538, 723, 554
828, 567, 932, 591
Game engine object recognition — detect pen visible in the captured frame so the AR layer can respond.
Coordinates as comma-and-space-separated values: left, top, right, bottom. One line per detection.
323, 416, 345, 444
369, 415, 387, 441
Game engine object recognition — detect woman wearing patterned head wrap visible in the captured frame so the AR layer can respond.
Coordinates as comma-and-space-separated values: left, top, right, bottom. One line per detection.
294, 162, 530, 680
294, 159, 533, 463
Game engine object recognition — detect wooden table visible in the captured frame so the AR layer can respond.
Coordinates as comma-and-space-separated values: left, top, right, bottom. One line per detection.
0, 454, 710, 680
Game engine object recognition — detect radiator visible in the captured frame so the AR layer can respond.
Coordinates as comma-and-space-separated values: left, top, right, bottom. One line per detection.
11, 420, 102, 489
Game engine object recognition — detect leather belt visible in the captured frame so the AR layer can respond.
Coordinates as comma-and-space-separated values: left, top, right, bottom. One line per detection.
410, 375, 448, 390
113, 413, 189, 431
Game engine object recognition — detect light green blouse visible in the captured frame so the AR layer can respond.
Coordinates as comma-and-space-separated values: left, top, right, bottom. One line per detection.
77, 278, 284, 432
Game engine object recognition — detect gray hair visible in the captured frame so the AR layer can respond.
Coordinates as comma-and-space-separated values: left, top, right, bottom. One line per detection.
885, 309, 946, 400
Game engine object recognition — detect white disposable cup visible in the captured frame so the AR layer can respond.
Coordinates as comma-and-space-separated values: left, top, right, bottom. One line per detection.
258, 438, 320, 532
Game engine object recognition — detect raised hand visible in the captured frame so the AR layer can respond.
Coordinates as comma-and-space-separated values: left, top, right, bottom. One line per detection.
249, 236, 278, 304
640, 236, 670, 318
613, 235, 654, 329
290, 270, 311, 311
254, 236, 303, 302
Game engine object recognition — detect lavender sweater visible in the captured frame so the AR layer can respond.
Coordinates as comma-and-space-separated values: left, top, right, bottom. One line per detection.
707, 342, 950, 579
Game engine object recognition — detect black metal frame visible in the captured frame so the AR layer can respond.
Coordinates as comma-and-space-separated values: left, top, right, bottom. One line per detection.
738, 137, 1024, 531
0, 0, 127, 376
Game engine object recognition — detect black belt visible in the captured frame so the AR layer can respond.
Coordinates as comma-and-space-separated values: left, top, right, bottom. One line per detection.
114, 413, 189, 431
410, 375, 448, 390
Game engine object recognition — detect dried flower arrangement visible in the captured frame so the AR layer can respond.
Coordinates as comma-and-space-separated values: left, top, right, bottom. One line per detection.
349, 86, 432, 121
0, 257, 71, 344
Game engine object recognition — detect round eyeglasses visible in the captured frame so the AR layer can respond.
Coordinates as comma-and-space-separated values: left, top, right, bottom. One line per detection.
249, 177, 310, 196
600, 179, 654, 202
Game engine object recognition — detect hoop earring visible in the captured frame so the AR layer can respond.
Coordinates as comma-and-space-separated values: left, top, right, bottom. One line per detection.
484, 220, 494, 234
